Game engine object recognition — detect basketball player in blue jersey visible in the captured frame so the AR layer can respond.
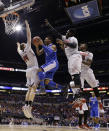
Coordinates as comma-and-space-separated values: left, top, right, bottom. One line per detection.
33, 36, 67, 95
89, 92, 100, 130
45, 19, 82, 96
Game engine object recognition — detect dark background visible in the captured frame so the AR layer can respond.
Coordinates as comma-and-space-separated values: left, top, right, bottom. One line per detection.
0, 0, 109, 87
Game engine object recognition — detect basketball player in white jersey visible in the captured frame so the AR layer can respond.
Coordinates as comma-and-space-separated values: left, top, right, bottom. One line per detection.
45, 19, 82, 94
17, 20, 39, 118
72, 97, 91, 129
79, 43, 103, 110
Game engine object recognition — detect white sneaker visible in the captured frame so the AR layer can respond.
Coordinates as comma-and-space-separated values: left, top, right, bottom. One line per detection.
27, 105, 33, 119
22, 105, 31, 118
72, 88, 80, 95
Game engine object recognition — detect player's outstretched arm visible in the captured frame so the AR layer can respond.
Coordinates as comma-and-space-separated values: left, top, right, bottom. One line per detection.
36, 46, 44, 56
17, 42, 21, 53
45, 19, 62, 39
25, 20, 31, 46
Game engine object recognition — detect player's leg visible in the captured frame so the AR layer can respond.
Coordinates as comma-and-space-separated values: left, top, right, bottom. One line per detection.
84, 110, 92, 129
80, 71, 85, 89
93, 109, 100, 129
68, 54, 82, 89
23, 68, 39, 118
22, 69, 33, 118
44, 62, 68, 95
25, 86, 37, 118
44, 72, 65, 90
90, 109, 95, 128
68, 54, 82, 97
26, 69, 40, 118
42, 61, 67, 90
78, 113, 84, 129
85, 68, 103, 109
44, 61, 59, 89
28, 69, 39, 104
37, 62, 57, 94
37, 67, 46, 94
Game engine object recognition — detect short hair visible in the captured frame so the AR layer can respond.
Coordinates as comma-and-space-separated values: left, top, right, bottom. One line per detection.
20, 43, 26, 50
46, 36, 53, 42
80, 43, 88, 49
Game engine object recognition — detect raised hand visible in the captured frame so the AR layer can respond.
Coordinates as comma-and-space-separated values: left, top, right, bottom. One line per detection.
45, 19, 50, 26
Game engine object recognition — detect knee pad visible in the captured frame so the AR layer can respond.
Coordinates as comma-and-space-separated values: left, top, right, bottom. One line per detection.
73, 74, 81, 87
93, 87, 100, 97
69, 81, 75, 88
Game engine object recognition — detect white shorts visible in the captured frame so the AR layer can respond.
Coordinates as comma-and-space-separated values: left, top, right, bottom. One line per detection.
26, 66, 39, 87
68, 54, 82, 76
81, 68, 99, 88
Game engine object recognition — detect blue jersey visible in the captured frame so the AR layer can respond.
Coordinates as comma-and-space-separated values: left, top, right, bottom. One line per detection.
89, 97, 98, 110
42, 43, 58, 63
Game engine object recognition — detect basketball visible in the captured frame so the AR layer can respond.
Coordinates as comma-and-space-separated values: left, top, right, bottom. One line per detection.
33, 36, 41, 46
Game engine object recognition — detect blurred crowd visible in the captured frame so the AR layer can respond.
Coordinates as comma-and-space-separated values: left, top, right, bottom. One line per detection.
0, 92, 109, 127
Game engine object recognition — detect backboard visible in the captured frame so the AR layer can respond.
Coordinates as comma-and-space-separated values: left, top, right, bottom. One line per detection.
0, 0, 35, 17
103, 99, 109, 107
0, 0, 35, 35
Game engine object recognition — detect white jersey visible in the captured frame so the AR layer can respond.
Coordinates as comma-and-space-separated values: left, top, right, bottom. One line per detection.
82, 103, 88, 111
62, 35, 79, 59
18, 43, 39, 69
81, 51, 93, 70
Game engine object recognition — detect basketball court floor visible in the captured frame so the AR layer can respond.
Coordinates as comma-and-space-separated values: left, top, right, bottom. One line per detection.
0, 125, 108, 131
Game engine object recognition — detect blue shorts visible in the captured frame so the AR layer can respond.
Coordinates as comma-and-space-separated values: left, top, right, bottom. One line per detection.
41, 60, 59, 79
90, 108, 99, 118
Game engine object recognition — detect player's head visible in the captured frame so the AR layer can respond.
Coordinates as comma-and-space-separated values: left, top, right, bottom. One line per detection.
79, 43, 88, 52
44, 36, 53, 45
66, 28, 76, 38
91, 92, 95, 97
20, 43, 26, 51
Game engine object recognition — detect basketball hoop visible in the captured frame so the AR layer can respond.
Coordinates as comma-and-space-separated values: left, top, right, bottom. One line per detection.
1, 12, 20, 35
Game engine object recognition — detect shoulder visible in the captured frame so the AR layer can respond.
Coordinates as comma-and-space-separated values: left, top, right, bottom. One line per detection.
86, 51, 93, 60
89, 52, 93, 56
70, 36, 78, 44
87, 51, 93, 56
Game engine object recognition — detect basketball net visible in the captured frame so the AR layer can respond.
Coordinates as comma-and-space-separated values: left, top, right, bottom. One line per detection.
2, 12, 20, 35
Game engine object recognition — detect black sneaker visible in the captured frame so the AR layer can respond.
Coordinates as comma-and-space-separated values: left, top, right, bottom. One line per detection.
36, 88, 46, 94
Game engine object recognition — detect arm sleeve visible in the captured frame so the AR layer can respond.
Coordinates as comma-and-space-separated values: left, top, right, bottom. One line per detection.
88, 53, 93, 61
